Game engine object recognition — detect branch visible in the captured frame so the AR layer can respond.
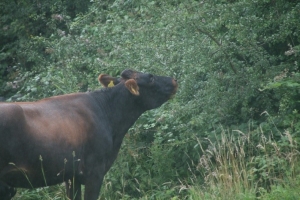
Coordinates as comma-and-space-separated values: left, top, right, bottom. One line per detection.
196, 26, 237, 74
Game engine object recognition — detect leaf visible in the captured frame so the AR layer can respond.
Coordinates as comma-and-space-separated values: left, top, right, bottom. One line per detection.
285, 82, 300, 88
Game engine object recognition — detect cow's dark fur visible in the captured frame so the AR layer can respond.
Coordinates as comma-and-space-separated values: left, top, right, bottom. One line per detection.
0, 69, 177, 200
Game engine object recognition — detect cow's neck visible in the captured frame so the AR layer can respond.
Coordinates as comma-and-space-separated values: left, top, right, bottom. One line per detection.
91, 85, 145, 140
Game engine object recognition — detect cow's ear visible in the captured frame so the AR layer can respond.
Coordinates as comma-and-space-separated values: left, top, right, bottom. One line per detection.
98, 74, 118, 87
125, 79, 139, 96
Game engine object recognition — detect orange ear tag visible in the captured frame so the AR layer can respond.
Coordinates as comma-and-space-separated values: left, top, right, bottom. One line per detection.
108, 81, 114, 87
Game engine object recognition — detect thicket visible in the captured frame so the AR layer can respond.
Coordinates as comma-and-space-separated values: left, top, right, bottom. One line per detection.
1, 0, 300, 199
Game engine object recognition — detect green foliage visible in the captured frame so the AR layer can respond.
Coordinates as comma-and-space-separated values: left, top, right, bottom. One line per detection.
14, 185, 67, 200
259, 177, 300, 200
0, 0, 91, 98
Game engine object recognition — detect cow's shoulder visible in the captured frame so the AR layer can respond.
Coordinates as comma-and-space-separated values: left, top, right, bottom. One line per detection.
0, 103, 26, 134
0, 103, 24, 119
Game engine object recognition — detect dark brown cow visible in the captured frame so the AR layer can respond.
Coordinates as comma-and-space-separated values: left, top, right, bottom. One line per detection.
0, 69, 177, 200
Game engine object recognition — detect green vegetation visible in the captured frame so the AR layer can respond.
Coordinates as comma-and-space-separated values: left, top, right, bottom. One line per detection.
1, 0, 300, 199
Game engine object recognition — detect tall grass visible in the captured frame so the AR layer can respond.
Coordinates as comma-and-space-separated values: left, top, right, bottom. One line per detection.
189, 125, 300, 200
12, 154, 75, 200
14, 185, 67, 200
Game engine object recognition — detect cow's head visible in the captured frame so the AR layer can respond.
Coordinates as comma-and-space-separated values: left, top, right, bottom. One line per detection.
99, 69, 177, 110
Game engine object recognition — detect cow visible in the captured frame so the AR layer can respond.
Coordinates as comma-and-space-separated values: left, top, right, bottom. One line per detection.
0, 69, 178, 200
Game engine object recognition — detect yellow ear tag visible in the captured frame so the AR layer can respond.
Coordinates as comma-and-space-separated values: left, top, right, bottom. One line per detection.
108, 80, 114, 87
131, 87, 137, 94
130, 86, 139, 95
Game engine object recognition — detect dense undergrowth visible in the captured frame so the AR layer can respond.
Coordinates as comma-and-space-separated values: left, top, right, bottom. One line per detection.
1, 0, 300, 199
